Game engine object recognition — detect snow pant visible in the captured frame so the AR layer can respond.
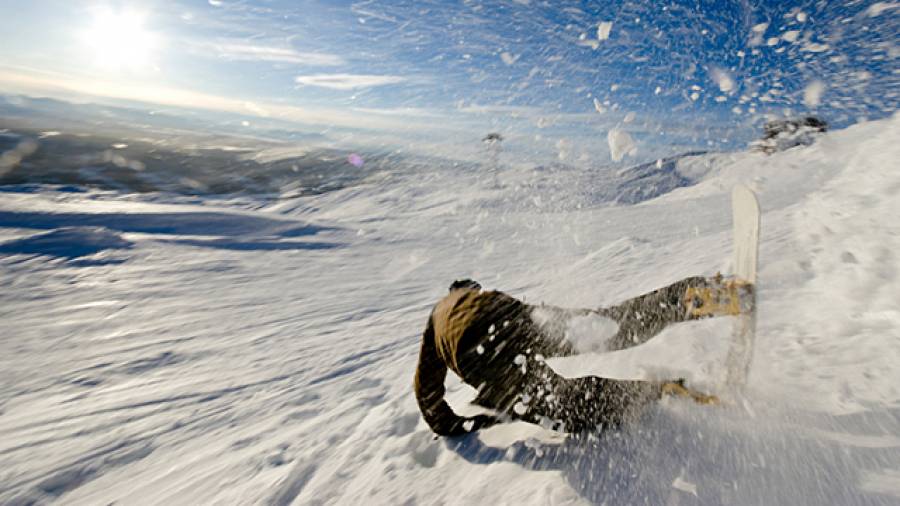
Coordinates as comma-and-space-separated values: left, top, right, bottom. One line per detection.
458, 276, 710, 433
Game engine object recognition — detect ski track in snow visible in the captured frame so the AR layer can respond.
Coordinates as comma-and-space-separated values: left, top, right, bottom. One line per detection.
1, 114, 899, 505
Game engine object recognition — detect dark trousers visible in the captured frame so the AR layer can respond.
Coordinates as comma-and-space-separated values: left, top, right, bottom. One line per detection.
460, 277, 709, 433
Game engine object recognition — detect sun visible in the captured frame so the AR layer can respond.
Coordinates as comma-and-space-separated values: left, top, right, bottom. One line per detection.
82, 8, 159, 71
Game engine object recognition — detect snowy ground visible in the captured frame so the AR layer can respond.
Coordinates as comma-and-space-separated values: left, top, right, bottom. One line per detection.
1, 114, 899, 505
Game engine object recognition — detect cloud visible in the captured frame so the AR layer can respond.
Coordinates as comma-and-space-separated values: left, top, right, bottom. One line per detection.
0, 66, 433, 135
294, 74, 405, 90
211, 42, 344, 66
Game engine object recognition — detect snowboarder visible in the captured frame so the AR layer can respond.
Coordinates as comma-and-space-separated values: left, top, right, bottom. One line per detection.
414, 278, 731, 436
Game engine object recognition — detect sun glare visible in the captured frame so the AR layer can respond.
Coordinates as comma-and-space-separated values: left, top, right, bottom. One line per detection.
83, 8, 158, 71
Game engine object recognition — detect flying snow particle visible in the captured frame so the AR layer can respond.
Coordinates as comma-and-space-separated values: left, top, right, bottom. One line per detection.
0, 138, 39, 176
802, 42, 830, 53
623, 111, 636, 123
513, 402, 528, 415
514, 354, 526, 365
500, 52, 518, 65
749, 23, 768, 46
597, 21, 613, 41
488, 324, 496, 334
766, 37, 780, 46
797, 11, 808, 22
347, 153, 364, 167
782, 30, 801, 43
672, 477, 698, 496
867, 2, 898, 17
710, 67, 735, 93
690, 92, 700, 101
804, 80, 826, 107
654, 86, 662, 95
607, 128, 636, 162
476, 345, 485, 355
593, 97, 606, 113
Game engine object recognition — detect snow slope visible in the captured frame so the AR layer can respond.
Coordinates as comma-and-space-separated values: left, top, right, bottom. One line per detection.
1, 114, 899, 505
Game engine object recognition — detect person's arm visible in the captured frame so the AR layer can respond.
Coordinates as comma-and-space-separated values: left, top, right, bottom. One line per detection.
414, 316, 500, 436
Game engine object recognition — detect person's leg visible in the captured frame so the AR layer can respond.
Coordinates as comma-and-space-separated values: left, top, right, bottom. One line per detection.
598, 276, 711, 351
462, 325, 718, 433
508, 358, 664, 432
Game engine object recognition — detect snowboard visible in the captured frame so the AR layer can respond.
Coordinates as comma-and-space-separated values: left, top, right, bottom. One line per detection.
725, 184, 760, 388
683, 185, 760, 389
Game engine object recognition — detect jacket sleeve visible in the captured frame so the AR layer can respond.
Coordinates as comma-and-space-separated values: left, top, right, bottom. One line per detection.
414, 316, 473, 436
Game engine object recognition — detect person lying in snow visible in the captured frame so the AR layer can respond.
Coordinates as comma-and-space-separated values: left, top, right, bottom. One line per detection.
414, 278, 730, 436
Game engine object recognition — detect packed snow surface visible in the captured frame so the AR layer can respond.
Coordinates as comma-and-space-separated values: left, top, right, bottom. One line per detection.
2, 114, 900, 505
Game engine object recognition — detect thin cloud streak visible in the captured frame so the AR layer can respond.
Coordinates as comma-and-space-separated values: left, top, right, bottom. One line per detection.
294, 74, 406, 90
0, 67, 445, 136
208, 42, 345, 66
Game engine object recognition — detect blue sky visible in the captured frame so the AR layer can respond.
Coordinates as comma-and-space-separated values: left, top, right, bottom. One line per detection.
0, 0, 896, 164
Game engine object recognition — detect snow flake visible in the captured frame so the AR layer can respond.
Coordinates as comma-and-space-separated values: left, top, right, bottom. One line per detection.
514, 354, 526, 365
488, 324, 496, 334
476, 345, 485, 355
802, 42, 830, 53
513, 402, 528, 415
782, 30, 801, 43
607, 128, 636, 162
867, 2, 898, 17
672, 477, 698, 496
710, 68, 735, 93
597, 21, 613, 41
804, 80, 826, 107
500, 52, 518, 65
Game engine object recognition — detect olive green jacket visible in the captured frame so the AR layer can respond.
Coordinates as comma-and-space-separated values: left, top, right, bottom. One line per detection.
413, 288, 537, 435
